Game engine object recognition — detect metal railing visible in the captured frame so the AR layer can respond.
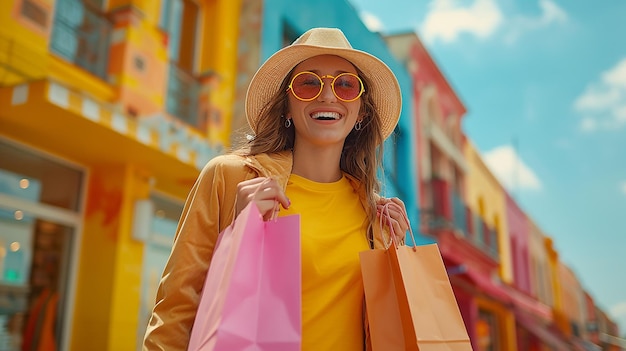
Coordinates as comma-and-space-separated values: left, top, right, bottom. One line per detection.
452, 192, 467, 236
166, 63, 201, 126
427, 178, 499, 260
50, 0, 111, 79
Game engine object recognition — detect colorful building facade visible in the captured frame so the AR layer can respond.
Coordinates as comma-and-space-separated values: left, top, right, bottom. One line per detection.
463, 141, 517, 351
0, 0, 240, 349
1, 0, 623, 350
385, 30, 517, 351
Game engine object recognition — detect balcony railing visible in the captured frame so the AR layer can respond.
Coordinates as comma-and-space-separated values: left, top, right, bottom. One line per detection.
50, 0, 111, 79
427, 178, 499, 260
452, 192, 467, 236
472, 214, 499, 260
166, 63, 201, 127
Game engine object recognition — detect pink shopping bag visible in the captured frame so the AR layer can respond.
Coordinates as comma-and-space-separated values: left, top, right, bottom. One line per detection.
188, 202, 301, 351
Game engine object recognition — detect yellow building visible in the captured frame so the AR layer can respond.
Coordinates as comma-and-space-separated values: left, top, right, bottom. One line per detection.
0, 0, 241, 349
463, 141, 516, 351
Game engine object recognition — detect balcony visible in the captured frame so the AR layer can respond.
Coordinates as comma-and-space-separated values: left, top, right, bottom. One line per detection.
166, 64, 202, 127
452, 192, 468, 236
50, 0, 112, 79
471, 215, 499, 260
425, 178, 499, 260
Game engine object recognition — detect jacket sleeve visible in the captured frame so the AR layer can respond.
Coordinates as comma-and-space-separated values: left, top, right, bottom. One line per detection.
142, 155, 253, 351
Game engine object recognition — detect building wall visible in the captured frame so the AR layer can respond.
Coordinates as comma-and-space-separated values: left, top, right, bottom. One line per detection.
506, 193, 532, 293
464, 141, 512, 283
527, 220, 553, 306
232, 0, 263, 141
559, 262, 587, 339
464, 142, 515, 351
0, 0, 241, 349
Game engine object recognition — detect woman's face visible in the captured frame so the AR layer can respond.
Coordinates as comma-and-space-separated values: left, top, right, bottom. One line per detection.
286, 55, 363, 149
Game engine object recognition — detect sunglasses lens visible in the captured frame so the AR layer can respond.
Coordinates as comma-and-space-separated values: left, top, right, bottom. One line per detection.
291, 73, 322, 100
333, 74, 362, 101
290, 72, 363, 101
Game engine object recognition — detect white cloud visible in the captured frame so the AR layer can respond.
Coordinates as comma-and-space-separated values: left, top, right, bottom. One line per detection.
505, 0, 568, 43
620, 181, 626, 195
421, 0, 567, 44
574, 58, 626, 132
609, 302, 626, 332
603, 58, 626, 87
538, 0, 568, 24
579, 117, 597, 133
483, 145, 542, 192
359, 11, 385, 33
421, 0, 503, 43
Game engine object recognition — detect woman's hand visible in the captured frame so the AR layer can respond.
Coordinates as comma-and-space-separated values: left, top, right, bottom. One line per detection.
236, 177, 290, 220
376, 197, 410, 244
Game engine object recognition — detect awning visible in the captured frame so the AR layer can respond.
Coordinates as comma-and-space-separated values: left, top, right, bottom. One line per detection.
450, 266, 512, 304
516, 311, 571, 351
505, 285, 553, 321
600, 333, 626, 348
572, 338, 602, 351
1, 80, 219, 196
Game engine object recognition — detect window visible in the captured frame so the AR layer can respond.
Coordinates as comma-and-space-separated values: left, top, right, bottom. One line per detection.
161, 0, 198, 71
0, 139, 83, 350
20, 0, 49, 30
49, 0, 112, 79
477, 309, 499, 351
136, 192, 183, 348
161, 0, 201, 126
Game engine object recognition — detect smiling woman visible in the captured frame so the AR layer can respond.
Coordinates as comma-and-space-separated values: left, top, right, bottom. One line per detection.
142, 27, 409, 351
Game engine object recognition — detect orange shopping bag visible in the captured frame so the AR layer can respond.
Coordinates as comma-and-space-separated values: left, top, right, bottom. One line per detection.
360, 203, 473, 351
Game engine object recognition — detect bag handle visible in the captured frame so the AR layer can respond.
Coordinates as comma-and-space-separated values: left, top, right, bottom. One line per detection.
378, 202, 417, 250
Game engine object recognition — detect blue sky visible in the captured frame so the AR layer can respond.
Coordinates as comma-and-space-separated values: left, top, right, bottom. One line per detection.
349, 0, 626, 334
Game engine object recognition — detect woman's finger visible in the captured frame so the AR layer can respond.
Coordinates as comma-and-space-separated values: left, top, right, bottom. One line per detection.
236, 177, 290, 220
236, 178, 267, 215
254, 178, 290, 210
255, 198, 283, 220
377, 197, 410, 245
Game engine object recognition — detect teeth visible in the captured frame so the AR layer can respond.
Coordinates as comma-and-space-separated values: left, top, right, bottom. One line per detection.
311, 112, 341, 120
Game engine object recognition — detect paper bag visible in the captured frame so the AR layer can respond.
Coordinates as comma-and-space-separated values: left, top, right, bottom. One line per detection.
361, 202, 473, 351
188, 202, 301, 351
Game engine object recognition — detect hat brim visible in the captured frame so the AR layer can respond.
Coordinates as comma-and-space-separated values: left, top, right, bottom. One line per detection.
245, 44, 402, 142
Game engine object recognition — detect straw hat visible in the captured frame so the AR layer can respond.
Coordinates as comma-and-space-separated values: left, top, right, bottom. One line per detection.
245, 27, 402, 142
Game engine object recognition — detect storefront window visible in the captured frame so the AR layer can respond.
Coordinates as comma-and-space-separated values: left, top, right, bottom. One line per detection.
0, 141, 83, 211
136, 193, 182, 349
477, 309, 499, 351
0, 139, 82, 351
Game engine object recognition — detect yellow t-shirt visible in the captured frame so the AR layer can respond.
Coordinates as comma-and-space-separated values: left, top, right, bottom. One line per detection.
279, 173, 370, 351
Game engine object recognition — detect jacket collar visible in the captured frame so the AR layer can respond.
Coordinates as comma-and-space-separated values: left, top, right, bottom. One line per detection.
242, 151, 385, 250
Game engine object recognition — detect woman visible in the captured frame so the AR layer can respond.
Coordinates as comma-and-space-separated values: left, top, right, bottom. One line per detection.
143, 27, 410, 350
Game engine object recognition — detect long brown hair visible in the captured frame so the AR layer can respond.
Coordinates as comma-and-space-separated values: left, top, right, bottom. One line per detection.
234, 64, 385, 240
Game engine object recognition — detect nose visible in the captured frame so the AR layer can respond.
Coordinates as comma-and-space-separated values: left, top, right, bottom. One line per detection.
317, 80, 337, 102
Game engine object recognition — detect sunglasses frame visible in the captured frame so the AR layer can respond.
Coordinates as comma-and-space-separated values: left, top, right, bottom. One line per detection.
287, 71, 365, 102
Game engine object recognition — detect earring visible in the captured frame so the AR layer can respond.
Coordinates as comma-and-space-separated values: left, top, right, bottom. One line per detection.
355, 120, 363, 131
284, 118, 292, 128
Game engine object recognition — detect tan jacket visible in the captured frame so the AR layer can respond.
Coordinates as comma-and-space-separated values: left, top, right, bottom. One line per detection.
142, 150, 386, 350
